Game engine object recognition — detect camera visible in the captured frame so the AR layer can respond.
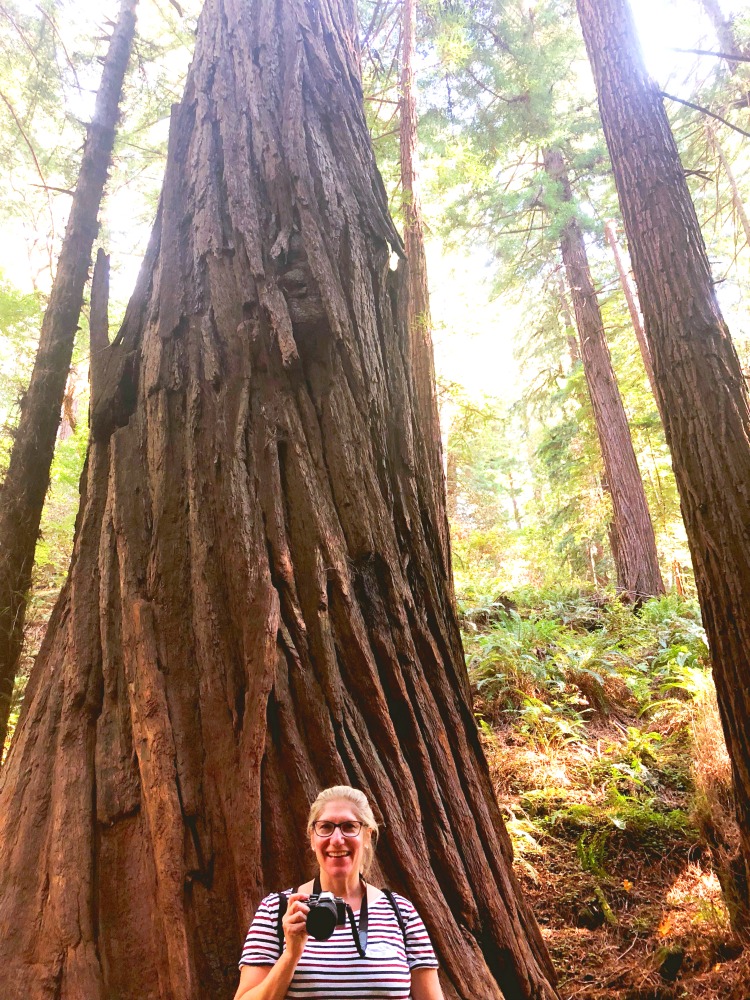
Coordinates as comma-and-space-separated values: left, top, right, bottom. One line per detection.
305, 891, 347, 940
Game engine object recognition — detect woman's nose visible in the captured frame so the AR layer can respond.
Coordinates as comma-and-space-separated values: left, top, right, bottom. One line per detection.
330, 827, 345, 844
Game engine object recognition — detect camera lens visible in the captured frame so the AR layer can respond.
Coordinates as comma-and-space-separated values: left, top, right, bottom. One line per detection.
306, 897, 339, 941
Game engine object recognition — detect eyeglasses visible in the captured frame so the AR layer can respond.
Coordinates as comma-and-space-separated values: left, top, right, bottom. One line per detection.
312, 820, 363, 838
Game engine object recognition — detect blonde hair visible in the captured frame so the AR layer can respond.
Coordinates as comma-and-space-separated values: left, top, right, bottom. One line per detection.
307, 785, 379, 875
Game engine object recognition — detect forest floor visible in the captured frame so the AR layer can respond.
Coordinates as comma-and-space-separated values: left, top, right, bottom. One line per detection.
462, 589, 750, 1000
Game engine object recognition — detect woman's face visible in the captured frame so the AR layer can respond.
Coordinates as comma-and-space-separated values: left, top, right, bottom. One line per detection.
310, 798, 370, 884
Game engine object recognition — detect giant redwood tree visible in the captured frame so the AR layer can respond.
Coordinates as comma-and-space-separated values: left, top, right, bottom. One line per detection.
0, 0, 558, 997
577, 0, 750, 928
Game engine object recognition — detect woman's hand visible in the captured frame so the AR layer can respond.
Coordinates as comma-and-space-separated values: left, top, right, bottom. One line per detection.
233, 894, 311, 1000
282, 892, 310, 960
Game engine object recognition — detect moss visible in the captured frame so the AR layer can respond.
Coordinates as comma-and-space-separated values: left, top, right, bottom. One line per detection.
519, 787, 572, 816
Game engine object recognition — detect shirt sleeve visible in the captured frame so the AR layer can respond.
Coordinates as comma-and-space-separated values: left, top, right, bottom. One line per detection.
396, 894, 439, 970
239, 893, 283, 967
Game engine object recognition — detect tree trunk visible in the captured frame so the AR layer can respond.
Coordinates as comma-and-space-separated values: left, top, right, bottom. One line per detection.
0, 1, 558, 997
603, 219, 659, 402
0, 0, 138, 752
700, 0, 744, 61
544, 148, 664, 599
400, 0, 449, 567
508, 471, 522, 531
556, 273, 581, 368
89, 248, 111, 400
577, 0, 750, 932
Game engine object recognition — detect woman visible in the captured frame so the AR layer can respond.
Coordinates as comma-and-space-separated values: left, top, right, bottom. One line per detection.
235, 785, 444, 1000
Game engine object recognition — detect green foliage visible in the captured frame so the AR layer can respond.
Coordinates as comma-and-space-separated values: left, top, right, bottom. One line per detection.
465, 583, 716, 894
0, 276, 44, 472
423, 0, 713, 593
465, 588, 709, 728
34, 404, 88, 587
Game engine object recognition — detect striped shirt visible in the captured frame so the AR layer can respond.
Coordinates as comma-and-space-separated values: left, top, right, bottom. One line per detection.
239, 889, 438, 998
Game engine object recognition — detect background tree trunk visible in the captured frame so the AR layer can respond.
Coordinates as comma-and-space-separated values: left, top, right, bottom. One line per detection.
604, 219, 659, 403
400, 0, 450, 568
544, 148, 664, 599
0, 0, 138, 751
556, 273, 581, 368
700, 0, 744, 60
0, 0, 558, 997
577, 0, 750, 932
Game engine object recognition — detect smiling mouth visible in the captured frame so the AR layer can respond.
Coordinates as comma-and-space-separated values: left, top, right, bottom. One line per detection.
326, 852, 350, 858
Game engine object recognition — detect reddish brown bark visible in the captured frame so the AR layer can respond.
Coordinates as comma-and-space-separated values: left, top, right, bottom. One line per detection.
400, 0, 449, 567
0, 0, 558, 997
577, 0, 750, 930
544, 148, 664, 599
0, 0, 138, 751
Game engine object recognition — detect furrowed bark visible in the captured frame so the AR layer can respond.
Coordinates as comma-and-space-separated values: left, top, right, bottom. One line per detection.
577, 0, 750, 932
544, 148, 664, 599
0, 0, 138, 752
0, 0, 558, 997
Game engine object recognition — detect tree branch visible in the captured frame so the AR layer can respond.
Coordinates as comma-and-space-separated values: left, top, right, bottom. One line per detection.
0, 90, 45, 185
30, 183, 75, 196
0, 3, 40, 67
0, 87, 55, 244
661, 91, 750, 139
671, 47, 750, 64
35, 3, 81, 91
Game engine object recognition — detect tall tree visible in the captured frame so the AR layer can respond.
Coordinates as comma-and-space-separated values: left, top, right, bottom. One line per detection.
427, 0, 664, 594
0, 0, 139, 751
577, 0, 750, 930
544, 147, 664, 598
0, 0, 558, 997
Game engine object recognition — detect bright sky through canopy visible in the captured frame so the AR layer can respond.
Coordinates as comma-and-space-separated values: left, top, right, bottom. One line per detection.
432, 0, 746, 399
0, 0, 744, 401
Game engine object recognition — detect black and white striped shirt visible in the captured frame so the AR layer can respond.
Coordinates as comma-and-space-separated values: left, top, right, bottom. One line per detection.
239, 889, 438, 998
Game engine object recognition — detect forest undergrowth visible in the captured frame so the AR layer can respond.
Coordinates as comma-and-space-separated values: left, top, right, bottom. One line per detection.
460, 587, 750, 999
